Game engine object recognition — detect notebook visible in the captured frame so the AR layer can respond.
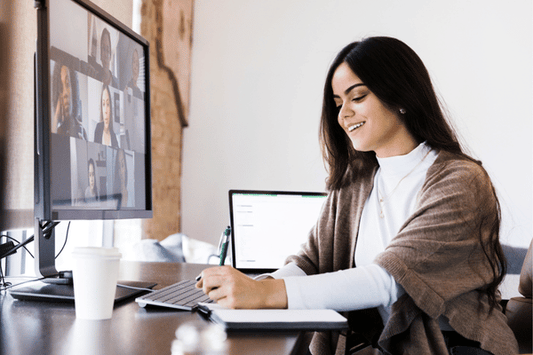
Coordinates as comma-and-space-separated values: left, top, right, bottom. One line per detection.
196, 303, 348, 331
228, 190, 327, 275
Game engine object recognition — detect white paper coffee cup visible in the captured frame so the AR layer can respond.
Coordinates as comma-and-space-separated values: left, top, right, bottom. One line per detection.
72, 247, 122, 320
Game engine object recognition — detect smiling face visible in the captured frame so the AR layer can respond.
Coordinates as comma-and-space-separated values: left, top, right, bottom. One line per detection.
60, 66, 72, 116
332, 62, 417, 158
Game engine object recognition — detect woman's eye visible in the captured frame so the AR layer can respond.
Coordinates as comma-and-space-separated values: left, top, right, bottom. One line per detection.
352, 94, 367, 102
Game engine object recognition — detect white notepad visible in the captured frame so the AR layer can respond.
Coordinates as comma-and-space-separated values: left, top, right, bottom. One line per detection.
197, 303, 348, 331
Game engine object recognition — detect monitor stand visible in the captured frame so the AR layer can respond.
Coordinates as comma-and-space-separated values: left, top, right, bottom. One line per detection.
8, 279, 156, 303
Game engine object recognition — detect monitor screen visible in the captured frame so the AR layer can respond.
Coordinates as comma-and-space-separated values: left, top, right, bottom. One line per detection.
35, 0, 152, 221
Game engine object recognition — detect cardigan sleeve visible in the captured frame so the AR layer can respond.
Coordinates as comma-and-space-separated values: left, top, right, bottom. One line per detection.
374, 157, 499, 319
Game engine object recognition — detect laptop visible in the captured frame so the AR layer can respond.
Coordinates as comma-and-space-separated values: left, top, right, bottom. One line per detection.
228, 189, 327, 275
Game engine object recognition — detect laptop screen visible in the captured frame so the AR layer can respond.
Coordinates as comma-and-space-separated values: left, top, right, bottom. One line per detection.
228, 190, 327, 273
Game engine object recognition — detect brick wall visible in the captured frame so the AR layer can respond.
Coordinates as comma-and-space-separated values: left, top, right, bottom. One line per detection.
139, 0, 194, 240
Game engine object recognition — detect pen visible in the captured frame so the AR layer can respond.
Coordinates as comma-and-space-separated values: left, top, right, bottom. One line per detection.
195, 226, 231, 282
194, 304, 212, 319
218, 226, 231, 266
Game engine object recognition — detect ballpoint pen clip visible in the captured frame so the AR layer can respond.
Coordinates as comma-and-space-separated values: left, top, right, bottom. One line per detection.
217, 226, 231, 252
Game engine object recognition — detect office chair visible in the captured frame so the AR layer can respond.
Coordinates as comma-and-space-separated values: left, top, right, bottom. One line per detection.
345, 308, 382, 355
345, 332, 375, 355
504, 239, 533, 354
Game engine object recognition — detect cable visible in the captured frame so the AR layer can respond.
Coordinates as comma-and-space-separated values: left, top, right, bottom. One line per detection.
0, 240, 7, 288
0, 234, 35, 259
117, 283, 155, 293
0, 265, 10, 290
55, 221, 70, 259
0, 234, 36, 290
0, 276, 48, 293
0, 221, 69, 288
0, 220, 70, 261
41, 221, 60, 239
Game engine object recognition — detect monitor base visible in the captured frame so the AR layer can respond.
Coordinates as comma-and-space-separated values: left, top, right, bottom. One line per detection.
8, 280, 156, 303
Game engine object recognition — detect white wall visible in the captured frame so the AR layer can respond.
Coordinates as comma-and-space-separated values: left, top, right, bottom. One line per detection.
182, 0, 532, 249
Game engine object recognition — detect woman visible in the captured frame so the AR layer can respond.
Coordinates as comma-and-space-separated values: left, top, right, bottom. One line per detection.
94, 85, 119, 148
126, 48, 143, 99
113, 149, 128, 207
52, 63, 88, 140
84, 158, 99, 203
196, 37, 518, 355
99, 28, 118, 88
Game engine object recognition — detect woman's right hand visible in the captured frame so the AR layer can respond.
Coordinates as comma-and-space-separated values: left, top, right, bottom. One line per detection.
196, 265, 288, 309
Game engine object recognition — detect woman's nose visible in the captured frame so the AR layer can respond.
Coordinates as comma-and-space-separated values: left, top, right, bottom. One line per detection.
339, 104, 354, 120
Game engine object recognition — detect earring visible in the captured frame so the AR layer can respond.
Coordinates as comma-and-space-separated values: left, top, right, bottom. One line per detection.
399, 108, 406, 114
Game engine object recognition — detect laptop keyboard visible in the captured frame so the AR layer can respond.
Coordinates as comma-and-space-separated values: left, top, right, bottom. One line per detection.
135, 279, 213, 310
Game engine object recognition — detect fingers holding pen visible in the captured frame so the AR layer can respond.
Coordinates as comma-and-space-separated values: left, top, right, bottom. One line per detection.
195, 265, 252, 308
195, 266, 230, 294
194, 265, 288, 309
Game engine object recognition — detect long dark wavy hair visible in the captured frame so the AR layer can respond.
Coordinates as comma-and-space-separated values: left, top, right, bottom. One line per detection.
52, 63, 80, 119
320, 36, 506, 311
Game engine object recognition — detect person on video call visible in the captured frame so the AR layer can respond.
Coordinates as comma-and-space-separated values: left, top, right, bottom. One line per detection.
84, 158, 99, 203
113, 149, 129, 208
51, 64, 88, 140
93, 85, 119, 148
196, 37, 518, 355
99, 28, 118, 88
126, 48, 142, 99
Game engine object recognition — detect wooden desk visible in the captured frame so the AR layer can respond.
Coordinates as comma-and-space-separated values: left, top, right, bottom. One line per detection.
0, 261, 310, 355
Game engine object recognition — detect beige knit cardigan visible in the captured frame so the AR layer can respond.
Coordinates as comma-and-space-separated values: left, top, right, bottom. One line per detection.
286, 151, 518, 355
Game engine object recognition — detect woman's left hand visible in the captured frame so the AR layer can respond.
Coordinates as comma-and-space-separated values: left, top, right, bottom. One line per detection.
196, 265, 287, 309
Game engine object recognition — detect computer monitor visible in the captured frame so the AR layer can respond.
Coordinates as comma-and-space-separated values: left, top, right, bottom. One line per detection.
34, 0, 152, 280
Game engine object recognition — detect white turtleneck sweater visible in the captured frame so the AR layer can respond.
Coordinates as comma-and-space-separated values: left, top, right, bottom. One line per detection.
268, 142, 439, 324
